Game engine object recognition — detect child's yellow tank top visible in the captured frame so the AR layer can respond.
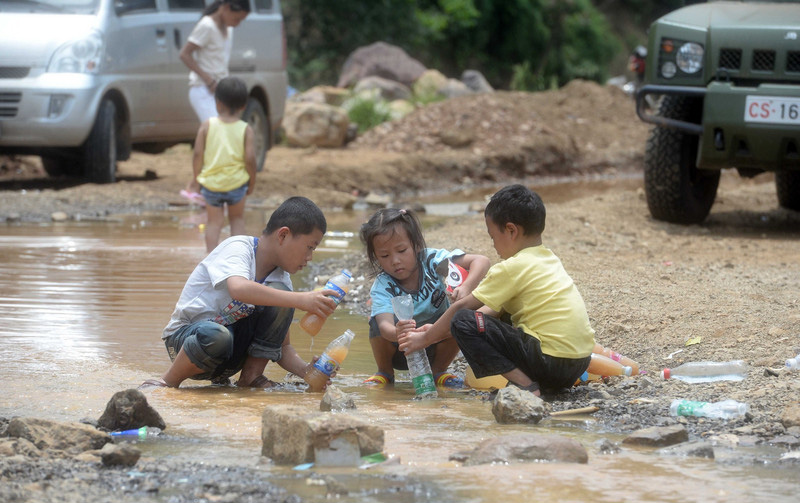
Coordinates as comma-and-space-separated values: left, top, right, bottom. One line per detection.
197, 117, 249, 192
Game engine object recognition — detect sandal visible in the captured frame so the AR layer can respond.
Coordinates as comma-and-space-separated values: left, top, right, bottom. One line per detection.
237, 375, 276, 388
138, 378, 169, 389
363, 372, 394, 387
435, 372, 465, 389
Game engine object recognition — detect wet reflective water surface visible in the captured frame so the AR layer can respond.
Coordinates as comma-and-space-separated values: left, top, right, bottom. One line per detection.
1, 189, 798, 503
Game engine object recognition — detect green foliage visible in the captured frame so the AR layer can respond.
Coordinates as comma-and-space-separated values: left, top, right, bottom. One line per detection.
343, 94, 393, 134
282, 0, 670, 92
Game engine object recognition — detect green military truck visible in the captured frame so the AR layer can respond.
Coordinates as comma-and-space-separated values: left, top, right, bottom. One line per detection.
636, 0, 800, 224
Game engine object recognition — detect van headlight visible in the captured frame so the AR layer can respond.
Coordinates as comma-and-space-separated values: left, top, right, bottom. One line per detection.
676, 42, 704, 74
47, 32, 104, 74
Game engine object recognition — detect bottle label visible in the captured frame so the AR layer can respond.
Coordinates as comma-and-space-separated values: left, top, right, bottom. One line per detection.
312, 353, 337, 377
674, 400, 704, 417
412, 373, 437, 396
325, 280, 346, 305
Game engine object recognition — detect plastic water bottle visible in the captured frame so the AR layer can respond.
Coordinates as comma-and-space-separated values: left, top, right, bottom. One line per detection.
786, 354, 800, 371
661, 360, 747, 383
110, 426, 162, 439
669, 399, 749, 419
390, 294, 437, 399
593, 343, 640, 375
304, 329, 355, 392
300, 269, 352, 336
587, 353, 633, 377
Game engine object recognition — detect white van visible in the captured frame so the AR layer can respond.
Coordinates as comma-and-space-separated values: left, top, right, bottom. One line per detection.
0, 0, 287, 183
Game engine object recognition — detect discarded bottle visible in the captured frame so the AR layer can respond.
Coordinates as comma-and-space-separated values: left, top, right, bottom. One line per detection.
300, 269, 352, 336
391, 294, 437, 399
574, 371, 604, 386
661, 360, 747, 383
304, 329, 355, 392
110, 426, 162, 439
593, 343, 640, 375
435, 259, 468, 294
786, 354, 800, 371
669, 399, 749, 419
587, 353, 633, 377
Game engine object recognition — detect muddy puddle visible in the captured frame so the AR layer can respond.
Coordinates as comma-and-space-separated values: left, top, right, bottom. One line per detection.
1, 179, 798, 503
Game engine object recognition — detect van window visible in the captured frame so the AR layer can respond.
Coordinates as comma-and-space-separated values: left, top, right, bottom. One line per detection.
254, 0, 274, 12
167, 0, 205, 10
115, 0, 157, 15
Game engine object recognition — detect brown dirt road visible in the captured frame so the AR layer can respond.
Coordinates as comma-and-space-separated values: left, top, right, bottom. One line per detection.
2, 81, 799, 441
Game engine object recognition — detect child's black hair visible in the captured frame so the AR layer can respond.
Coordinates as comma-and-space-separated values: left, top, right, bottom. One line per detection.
203, 0, 251, 17
360, 208, 426, 276
214, 76, 248, 112
264, 197, 326, 236
484, 184, 546, 236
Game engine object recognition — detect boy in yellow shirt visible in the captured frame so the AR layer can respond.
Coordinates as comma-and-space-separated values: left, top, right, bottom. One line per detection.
399, 184, 595, 395
187, 76, 256, 252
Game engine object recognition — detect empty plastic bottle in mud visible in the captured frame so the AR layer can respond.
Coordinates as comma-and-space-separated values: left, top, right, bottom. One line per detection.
661, 360, 747, 383
669, 399, 749, 419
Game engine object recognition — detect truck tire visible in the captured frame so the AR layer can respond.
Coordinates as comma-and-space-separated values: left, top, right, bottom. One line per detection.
242, 97, 270, 172
83, 98, 118, 184
775, 171, 800, 211
644, 95, 719, 224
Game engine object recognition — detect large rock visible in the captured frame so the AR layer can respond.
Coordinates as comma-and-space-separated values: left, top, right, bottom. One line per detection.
353, 76, 412, 102
781, 402, 800, 428
452, 433, 588, 465
97, 389, 166, 432
293, 85, 350, 107
622, 424, 689, 447
491, 386, 550, 424
461, 69, 494, 93
337, 42, 426, 88
6, 417, 110, 454
261, 405, 383, 465
282, 102, 350, 148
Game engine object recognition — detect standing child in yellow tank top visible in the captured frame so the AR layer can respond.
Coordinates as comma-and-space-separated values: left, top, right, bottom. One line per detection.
189, 76, 256, 253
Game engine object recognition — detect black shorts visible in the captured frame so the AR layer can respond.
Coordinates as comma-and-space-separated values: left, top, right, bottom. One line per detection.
450, 309, 590, 392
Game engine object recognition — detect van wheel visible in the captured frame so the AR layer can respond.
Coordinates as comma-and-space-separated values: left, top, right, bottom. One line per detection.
242, 98, 270, 172
644, 95, 720, 224
83, 98, 118, 184
775, 171, 800, 211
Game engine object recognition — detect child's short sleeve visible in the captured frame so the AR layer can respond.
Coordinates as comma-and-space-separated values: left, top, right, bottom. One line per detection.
187, 16, 216, 48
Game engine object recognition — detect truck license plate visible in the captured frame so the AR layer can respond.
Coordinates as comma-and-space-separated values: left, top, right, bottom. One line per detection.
744, 96, 800, 124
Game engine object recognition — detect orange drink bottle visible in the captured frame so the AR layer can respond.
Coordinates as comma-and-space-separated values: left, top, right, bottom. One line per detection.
593, 343, 640, 375
304, 329, 355, 392
300, 269, 352, 336
587, 353, 634, 377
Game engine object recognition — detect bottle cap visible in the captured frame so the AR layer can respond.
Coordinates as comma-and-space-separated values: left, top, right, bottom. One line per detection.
661, 368, 671, 379
623, 365, 633, 376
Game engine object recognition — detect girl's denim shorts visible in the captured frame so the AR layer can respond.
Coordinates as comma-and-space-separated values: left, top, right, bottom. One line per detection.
201, 183, 248, 207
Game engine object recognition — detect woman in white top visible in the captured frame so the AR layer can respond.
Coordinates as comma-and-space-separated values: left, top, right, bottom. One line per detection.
179, 0, 250, 202
179, 0, 251, 123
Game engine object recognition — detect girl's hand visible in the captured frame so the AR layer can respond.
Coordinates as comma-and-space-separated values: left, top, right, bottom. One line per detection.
395, 319, 416, 337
